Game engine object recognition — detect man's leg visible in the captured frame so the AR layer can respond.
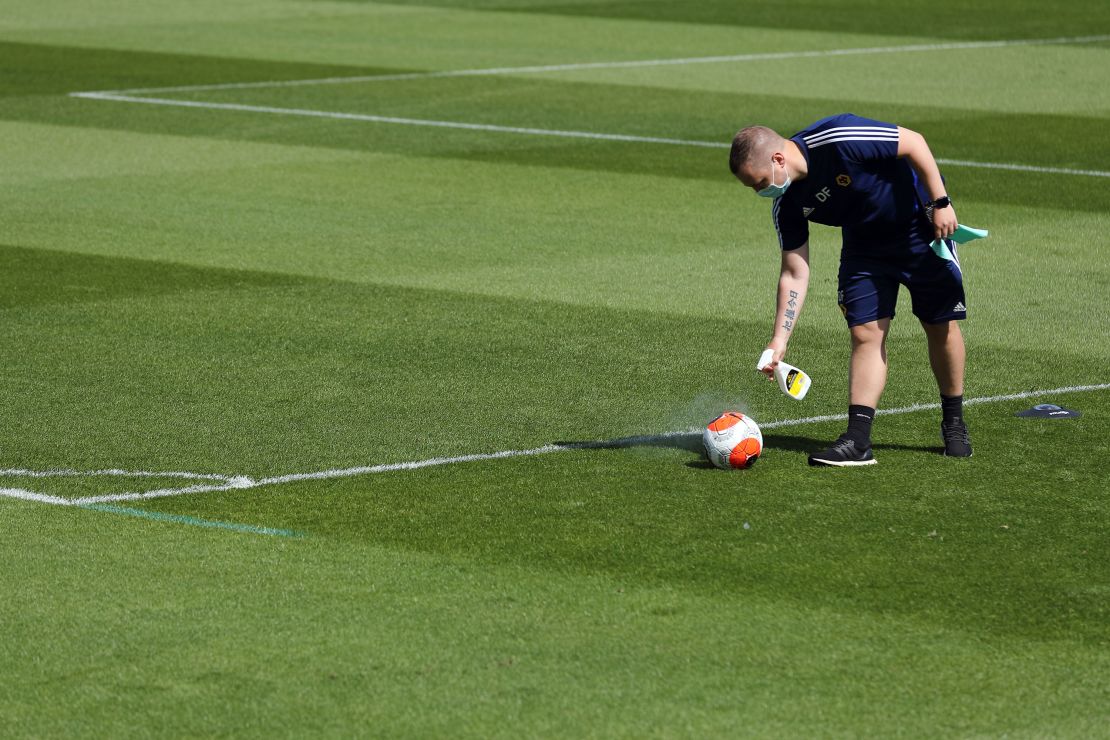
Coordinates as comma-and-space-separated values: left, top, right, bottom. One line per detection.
850, 318, 892, 406
921, 319, 972, 457
808, 318, 890, 467
921, 319, 964, 396
812, 250, 899, 467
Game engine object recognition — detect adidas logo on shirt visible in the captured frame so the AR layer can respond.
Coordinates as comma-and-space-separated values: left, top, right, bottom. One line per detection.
802, 207, 815, 217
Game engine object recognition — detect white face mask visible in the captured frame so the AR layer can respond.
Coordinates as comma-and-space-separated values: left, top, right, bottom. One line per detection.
756, 156, 791, 199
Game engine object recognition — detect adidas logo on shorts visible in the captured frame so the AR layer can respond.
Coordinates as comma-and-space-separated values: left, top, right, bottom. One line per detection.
953, 301, 966, 312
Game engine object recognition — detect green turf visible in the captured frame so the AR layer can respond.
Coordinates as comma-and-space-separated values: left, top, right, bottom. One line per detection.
377, 0, 1110, 42
1, 1, 1108, 736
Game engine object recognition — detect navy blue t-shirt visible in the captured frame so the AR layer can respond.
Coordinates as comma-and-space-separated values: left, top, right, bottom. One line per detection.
772, 113, 931, 253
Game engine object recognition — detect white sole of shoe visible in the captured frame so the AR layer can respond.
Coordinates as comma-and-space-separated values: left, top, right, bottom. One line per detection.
808, 457, 878, 467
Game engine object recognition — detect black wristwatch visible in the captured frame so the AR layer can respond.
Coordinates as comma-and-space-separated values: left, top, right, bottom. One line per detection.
928, 195, 952, 209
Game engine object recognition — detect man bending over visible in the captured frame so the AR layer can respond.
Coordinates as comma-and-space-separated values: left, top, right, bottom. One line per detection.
729, 113, 972, 466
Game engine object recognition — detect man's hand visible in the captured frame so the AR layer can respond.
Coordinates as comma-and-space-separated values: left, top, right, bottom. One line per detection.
758, 341, 787, 379
933, 203, 958, 240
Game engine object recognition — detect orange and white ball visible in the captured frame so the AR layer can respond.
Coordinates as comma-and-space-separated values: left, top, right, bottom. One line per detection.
703, 412, 763, 469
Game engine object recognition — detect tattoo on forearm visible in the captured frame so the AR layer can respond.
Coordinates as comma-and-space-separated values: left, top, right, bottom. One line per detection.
782, 290, 799, 332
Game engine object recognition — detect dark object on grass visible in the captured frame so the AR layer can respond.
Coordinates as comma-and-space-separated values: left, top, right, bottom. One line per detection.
1015, 404, 1081, 418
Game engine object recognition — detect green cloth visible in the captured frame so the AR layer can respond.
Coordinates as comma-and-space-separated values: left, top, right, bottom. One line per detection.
930, 224, 989, 262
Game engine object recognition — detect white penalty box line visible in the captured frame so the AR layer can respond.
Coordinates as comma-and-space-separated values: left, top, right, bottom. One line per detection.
1, 382, 1107, 507
69, 34, 1110, 180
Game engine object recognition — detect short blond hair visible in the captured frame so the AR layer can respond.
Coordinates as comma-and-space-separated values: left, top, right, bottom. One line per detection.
729, 126, 784, 177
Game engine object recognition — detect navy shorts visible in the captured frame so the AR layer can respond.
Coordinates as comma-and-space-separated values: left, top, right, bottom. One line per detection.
837, 226, 966, 327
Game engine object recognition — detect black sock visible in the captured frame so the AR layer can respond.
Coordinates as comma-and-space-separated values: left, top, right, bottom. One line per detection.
844, 404, 875, 446
941, 394, 964, 423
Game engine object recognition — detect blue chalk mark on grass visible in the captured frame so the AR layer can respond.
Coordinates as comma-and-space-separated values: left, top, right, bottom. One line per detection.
80, 503, 303, 538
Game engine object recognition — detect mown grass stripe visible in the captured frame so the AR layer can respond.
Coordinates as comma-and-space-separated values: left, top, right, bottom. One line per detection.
84, 34, 1110, 95
4, 380, 1107, 510
79, 503, 303, 537
75, 381, 1110, 504
68, 93, 1110, 178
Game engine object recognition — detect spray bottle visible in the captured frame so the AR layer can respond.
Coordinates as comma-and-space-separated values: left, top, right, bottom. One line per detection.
756, 349, 812, 401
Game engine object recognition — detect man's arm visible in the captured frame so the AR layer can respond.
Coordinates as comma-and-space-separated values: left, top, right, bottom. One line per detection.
897, 126, 958, 239
761, 242, 810, 376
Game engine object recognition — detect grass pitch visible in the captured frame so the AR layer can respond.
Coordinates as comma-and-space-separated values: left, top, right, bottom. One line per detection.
2, 1, 1109, 736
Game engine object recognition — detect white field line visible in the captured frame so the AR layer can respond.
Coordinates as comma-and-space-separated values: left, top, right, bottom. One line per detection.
0, 487, 72, 505
75, 34, 1110, 95
76, 479, 255, 504
69, 92, 1110, 178
932, 159, 1110, 178
0, 469, 255, 506
0, 382, 1105, 507
69, 93, 726, 148
0, 468, 235, 481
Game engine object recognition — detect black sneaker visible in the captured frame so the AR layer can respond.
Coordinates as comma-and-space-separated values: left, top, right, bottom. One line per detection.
941, 419, 973, 457
808, 437, 877, 467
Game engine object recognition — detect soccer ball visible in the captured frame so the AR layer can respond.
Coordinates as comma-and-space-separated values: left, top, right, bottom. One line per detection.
703, 412, 763, 469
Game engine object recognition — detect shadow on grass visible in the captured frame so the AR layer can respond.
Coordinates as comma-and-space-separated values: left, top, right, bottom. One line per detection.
764, 433, 940, 455
553, 430, 940, 469
552, 430, 703, 455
